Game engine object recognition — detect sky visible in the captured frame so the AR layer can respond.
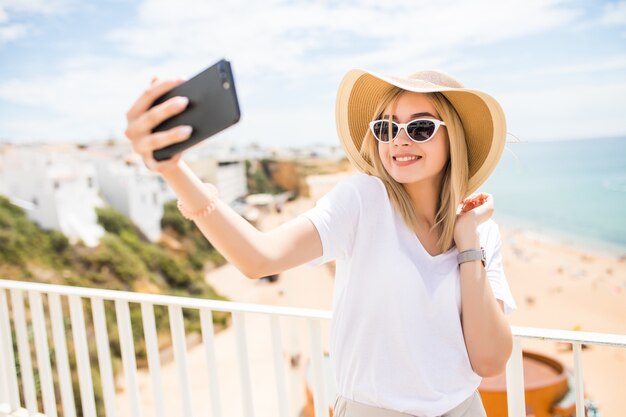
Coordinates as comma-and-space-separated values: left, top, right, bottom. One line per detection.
0, 0, 625, 149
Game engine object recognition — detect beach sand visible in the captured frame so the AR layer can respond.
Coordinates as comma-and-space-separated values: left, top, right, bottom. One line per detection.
115, 171, 626, 417
498, 224, 626, 416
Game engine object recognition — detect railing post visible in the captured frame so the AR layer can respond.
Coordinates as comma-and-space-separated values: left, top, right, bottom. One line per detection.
232, 311, 255, 417
573, 343, 586, 417
0, 289, 20, 412
115, 299, 142, 417
28, 291, 57, 417
200, 308, 222, 417
141, 302, 166, 417
48, 293, 76, 417
168, 305, 194, 417
10, 289, 37, 414
505, 336, 526, 417
270, 315, 290, 417
92, 297, 118, 417
68, 295, 97, 417
308, 318, 329, 417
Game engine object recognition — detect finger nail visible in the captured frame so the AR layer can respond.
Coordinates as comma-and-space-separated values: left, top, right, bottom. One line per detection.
175, 96, 189, 107
178, 125, 193, 137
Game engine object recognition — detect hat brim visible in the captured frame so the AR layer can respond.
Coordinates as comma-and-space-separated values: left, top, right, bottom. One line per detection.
335, 69, 506, 196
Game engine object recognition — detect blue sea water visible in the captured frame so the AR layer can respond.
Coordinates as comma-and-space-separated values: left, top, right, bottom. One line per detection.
480, 136, 626, 257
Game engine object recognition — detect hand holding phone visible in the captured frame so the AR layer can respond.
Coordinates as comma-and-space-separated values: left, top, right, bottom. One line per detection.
149, 59, 241, 161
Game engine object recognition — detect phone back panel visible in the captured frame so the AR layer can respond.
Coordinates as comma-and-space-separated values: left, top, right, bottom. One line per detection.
151, 59, 241, 161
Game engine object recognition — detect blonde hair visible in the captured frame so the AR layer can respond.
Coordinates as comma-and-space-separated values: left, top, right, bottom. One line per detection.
359, 88, 469, 254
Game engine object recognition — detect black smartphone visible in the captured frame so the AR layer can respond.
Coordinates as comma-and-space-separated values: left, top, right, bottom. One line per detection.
150, 59, 241, 161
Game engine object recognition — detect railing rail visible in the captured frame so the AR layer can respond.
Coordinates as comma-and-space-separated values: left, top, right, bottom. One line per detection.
0, 279, 624, 417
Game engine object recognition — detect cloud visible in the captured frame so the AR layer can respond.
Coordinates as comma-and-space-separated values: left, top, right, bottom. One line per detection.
106, 0, 584, 80
479, 54, 626, 84
0, 0, 73, 45
600, 0, 626, 25
499, 80, 626, 141
1, 0, 624, 145
0, 23, 28, 45
0, 54, 157, 142
0, 0, 72, 17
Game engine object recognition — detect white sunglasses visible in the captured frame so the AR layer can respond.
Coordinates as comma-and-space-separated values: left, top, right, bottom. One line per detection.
369, 118, 446, 143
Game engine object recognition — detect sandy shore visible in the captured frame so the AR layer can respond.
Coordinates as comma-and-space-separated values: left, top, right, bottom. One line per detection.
497, 223, 626, 416
115, 171, 626, 417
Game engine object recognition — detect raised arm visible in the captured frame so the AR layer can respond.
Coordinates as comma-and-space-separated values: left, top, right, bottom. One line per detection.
160, 160, 323, 278
124, 76, 322, 279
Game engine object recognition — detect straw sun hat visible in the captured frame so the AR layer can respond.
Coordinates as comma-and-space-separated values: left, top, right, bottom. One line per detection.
335, 68, 507, 197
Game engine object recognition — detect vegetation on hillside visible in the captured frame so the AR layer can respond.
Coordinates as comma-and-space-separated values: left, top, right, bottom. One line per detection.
0, 195, 231, 416
245, 158, 286, 195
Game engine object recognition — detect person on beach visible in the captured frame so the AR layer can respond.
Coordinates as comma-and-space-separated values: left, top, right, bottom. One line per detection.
124, 68, 518, 417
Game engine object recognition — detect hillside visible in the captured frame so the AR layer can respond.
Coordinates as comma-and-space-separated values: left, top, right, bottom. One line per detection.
0, 195, 231, 416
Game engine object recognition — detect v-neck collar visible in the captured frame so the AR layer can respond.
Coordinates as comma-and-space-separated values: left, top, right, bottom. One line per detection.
411, 230, 457, 262
387, 192, 457, 263
370, 173, 458, 263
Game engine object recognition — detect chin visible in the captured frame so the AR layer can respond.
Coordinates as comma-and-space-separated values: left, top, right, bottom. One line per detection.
387, 170, 423, 184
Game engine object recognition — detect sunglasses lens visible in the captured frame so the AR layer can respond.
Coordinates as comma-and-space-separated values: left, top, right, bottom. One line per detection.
406, 120, 437, 141
371, 121, 398, 142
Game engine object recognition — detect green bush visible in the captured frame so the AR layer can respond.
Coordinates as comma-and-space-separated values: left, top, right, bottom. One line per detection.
0, 196, 71, 268
245, 159, 285, 195
161, 200, 191, 236
78, 234, 149, 286
96, 206, 145, 239
47, 229, 70, 253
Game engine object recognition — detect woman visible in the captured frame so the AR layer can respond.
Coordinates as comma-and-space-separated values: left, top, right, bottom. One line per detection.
124, 68, 518, 417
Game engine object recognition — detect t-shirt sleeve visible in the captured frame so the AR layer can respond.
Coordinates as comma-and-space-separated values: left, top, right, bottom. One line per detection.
485, 221, 518, 316
296, 178, 361, 267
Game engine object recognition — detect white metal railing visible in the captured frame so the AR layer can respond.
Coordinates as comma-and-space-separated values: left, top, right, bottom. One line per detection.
0, 279, 625, 417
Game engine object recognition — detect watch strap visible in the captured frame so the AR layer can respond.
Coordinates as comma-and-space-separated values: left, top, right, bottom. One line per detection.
457, 247, 486, 267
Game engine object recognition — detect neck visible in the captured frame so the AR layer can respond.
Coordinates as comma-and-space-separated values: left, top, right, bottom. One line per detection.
404, 176, 443, 230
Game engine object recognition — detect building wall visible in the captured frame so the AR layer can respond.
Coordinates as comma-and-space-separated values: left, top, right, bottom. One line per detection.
0, 147, 104, 247
128, 174, 164, 242
95, 160, 131, 215
185, 157, 248, 205
216, 161, 247, 204
95, 159, 163, 242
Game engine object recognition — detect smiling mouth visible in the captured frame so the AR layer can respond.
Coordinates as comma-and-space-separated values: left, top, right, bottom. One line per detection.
393, 155, 422, 161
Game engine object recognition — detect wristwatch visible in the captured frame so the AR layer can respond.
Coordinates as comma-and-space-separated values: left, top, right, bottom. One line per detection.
457, 247, 486, 268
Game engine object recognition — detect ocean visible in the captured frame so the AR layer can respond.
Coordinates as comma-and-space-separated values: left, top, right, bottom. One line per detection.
481, 136, 626, 258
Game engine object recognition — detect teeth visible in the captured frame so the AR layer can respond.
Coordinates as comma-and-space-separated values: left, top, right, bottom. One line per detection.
395, 156, 420, 162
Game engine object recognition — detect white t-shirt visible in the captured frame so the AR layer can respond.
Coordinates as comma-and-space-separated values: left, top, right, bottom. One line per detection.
297, 172, 518, 417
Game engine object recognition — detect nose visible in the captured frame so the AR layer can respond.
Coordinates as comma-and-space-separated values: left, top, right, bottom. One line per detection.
393, 126, 413, 146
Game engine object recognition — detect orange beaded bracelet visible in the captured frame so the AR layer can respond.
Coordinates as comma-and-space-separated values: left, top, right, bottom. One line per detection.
176, 183, 220, 221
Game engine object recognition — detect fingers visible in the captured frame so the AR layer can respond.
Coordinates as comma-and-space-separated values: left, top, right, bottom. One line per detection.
123, 75, 195, 176
460, 193, 492, 213
133, 124, 193, 155
126, 95, 190, 140
126, 77, 185, 124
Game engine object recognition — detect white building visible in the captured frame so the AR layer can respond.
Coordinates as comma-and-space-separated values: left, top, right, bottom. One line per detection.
0, 140, 268, 247
93, 153, 165, 242
183, 153, 248, 206
0, 145, 105, 247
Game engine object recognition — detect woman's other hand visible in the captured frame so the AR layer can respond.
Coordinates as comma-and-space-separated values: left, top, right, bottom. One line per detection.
124, 76, 191, 174
454, 193, 494, 250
